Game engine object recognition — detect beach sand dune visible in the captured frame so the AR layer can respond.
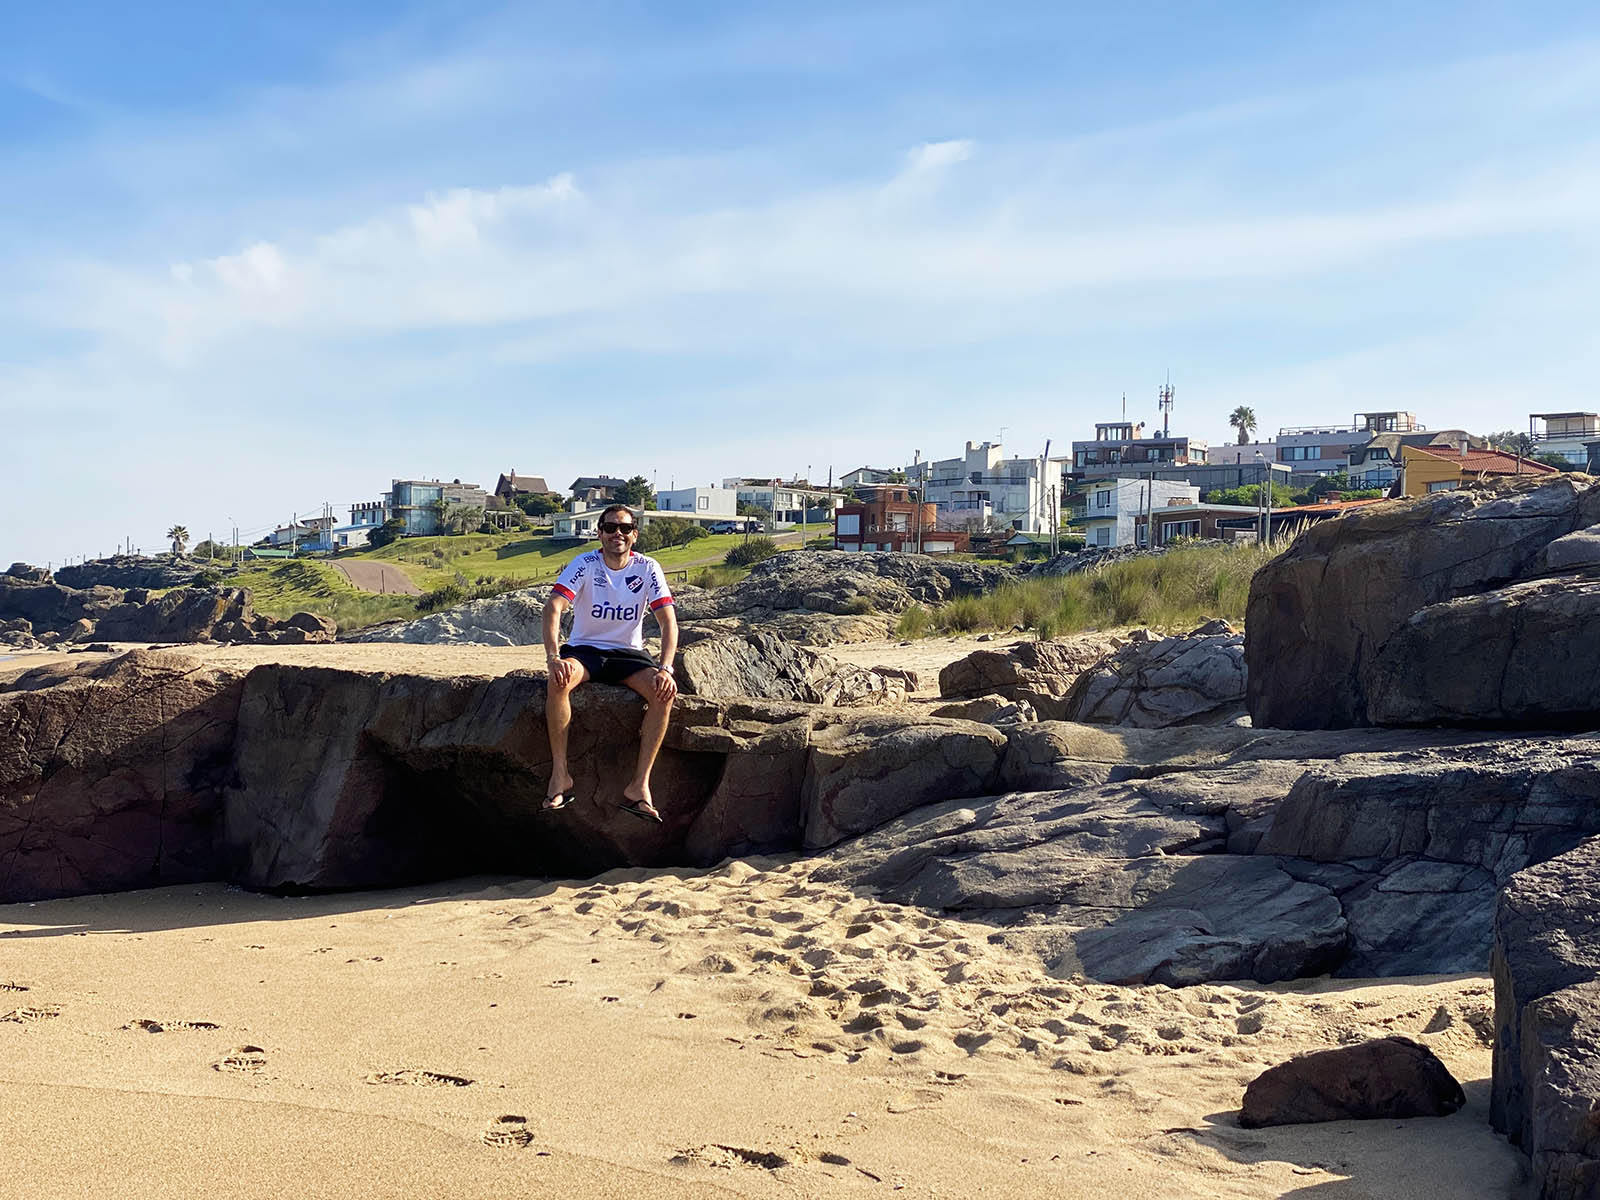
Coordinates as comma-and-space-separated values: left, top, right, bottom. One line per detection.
0, 853, 1523, 1199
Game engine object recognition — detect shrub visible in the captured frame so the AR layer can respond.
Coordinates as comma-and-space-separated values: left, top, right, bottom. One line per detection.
415, 583, 464, 613
191, 569, 224, 588
724, 536, 779, 567
841, 595, 873, 615
895, 603, 930, 638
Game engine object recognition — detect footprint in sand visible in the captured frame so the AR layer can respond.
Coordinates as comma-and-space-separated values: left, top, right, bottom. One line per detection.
671, 1144, 790, 1171
482, 1115, 534, 1148
366, 1069, 473, 1088
125, 1019, 221, 1033
0, 982, 29, 993
213, 1046, 267, 1073
886, 1088, 943, 1113
1, 1005, 61, 1023
676, 1012, 698, 1020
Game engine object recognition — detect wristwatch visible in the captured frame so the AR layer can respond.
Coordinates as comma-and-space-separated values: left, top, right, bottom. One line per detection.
659, 665, 675, 675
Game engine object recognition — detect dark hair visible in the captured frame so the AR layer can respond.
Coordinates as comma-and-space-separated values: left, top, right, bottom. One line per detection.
599, 503, 637, 526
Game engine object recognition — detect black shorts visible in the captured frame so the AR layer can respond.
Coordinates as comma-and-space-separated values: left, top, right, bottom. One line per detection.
559, 643, 659, 686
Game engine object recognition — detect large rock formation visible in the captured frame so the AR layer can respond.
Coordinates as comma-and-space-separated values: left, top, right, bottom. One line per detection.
1490, 837, 1600, 1196
1062, 620, 1247, 728
1246, 476, 1600, 728
0, 652, 244, 900
677, 631, 907, 708
12, 651, 1600, 1022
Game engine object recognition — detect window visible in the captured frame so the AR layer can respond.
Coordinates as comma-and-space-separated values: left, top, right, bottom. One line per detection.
1427, 480, 1458, 492
697, 495, 709, 510
1094, 526, 1111, 546
1095, 490, 1112, 509
837, 514, 860, 536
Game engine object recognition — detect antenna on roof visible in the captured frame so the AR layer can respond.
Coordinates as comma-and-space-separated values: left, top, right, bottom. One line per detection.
1121, 392, 1127, 420
1157, 375, 1174, 438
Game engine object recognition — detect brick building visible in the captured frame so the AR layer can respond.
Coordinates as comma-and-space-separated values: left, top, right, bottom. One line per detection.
833, 486, 969, 554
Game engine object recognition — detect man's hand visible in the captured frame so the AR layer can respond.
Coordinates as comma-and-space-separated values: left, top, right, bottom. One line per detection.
549, 655, 576, 689
652, 667, 678, 702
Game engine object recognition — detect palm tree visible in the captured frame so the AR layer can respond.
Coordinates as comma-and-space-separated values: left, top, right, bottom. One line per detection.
1229, 406, 1258, 446
166, 525, 190, 556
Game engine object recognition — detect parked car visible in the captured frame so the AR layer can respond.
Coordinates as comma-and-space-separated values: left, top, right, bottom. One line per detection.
709, 520, 738, 534
744, 520, 765, 533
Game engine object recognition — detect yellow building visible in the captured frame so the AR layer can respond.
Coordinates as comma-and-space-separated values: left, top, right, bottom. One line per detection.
1399, 444, 1559, 497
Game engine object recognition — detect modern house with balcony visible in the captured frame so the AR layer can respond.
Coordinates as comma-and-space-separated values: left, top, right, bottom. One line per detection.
1274, 412, 1424, 477
1069, 422, 1208, 480
905, 441, 1050, 533
1078, 478, 1200, 548
1529, 413, 1600, 467
721, 478, 841, 528
382, 479, 493, 535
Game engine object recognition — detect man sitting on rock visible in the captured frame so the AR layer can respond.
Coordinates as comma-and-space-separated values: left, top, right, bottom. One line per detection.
542, 504, 678, 821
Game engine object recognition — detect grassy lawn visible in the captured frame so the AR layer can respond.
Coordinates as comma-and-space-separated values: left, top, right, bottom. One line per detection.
228, 560, 421, 632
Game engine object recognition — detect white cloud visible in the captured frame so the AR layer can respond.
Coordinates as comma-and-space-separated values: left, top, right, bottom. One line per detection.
903, 138, 974, 173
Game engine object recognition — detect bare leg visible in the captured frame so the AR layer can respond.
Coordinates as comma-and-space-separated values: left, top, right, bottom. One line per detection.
544, 658, 589, 805
621, 670, 674, 817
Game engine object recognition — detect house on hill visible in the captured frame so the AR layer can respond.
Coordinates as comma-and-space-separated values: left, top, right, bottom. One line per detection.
494, 471, 551, 502
1399, 444, 1559, 496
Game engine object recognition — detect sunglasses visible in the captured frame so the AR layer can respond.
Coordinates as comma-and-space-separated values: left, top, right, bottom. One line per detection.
598, 521, 637, 535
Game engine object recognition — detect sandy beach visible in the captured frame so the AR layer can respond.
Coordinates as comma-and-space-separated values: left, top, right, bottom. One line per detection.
0, 854, 1522, 1199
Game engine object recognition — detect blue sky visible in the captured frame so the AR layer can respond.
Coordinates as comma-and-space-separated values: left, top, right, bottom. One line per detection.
4, 2, 1599, 565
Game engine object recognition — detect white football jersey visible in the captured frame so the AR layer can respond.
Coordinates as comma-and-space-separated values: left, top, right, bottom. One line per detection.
551, 550, 674, 651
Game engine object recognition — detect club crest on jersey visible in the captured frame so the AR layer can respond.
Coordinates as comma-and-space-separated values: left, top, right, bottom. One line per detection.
625, 575, 643, 593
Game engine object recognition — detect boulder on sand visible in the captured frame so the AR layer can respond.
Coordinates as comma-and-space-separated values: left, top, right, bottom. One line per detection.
1240, 1036, 1465, 1128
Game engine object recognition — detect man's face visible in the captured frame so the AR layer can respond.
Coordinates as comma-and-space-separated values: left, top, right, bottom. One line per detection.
600, 513, 638, 552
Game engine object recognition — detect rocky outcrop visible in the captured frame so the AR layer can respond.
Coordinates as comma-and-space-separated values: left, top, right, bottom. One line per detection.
1062, 621, 1247, 728
350, 587, 554, 645
1489, 837, 1600, 1196
0, 652, 244, 900
1240, 1037, 1465, 1128
55, 554, 218, 591
0, 578, 333, 646
1246, 476, 1600, 728
13, 654, 1600, 1011
678, 611, 893, 647
937, 634, 1121, 719
675, 551, 1016, 621
677, 631, 907, 708
1364, 576, 1600, 727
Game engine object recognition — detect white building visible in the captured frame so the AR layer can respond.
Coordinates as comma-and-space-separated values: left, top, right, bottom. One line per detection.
905, 441, 1049, 534
1207, 440, 1277, 466
655, 486, 737, 517
720, 478, 841, 528
1530, 412, 1600, 467
1080, 478, 1201, 548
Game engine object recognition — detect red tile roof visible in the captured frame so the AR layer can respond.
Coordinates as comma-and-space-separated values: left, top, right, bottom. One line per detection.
1410, 446, 1561, 475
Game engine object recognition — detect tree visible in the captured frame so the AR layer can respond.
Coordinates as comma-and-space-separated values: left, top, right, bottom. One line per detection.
192, 538, 225, 560
1228, 406, 1258, 446
166, 525, 190, 556
367, 518, 408, 548
1485, 430, 1536, 457
518, 492, 561, 517
614, 475, 655, 508
636, 517, 708, 552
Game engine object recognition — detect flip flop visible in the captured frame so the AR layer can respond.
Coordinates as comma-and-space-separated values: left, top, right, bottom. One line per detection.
542, 793, 572, 812
618, 799, 663, 824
